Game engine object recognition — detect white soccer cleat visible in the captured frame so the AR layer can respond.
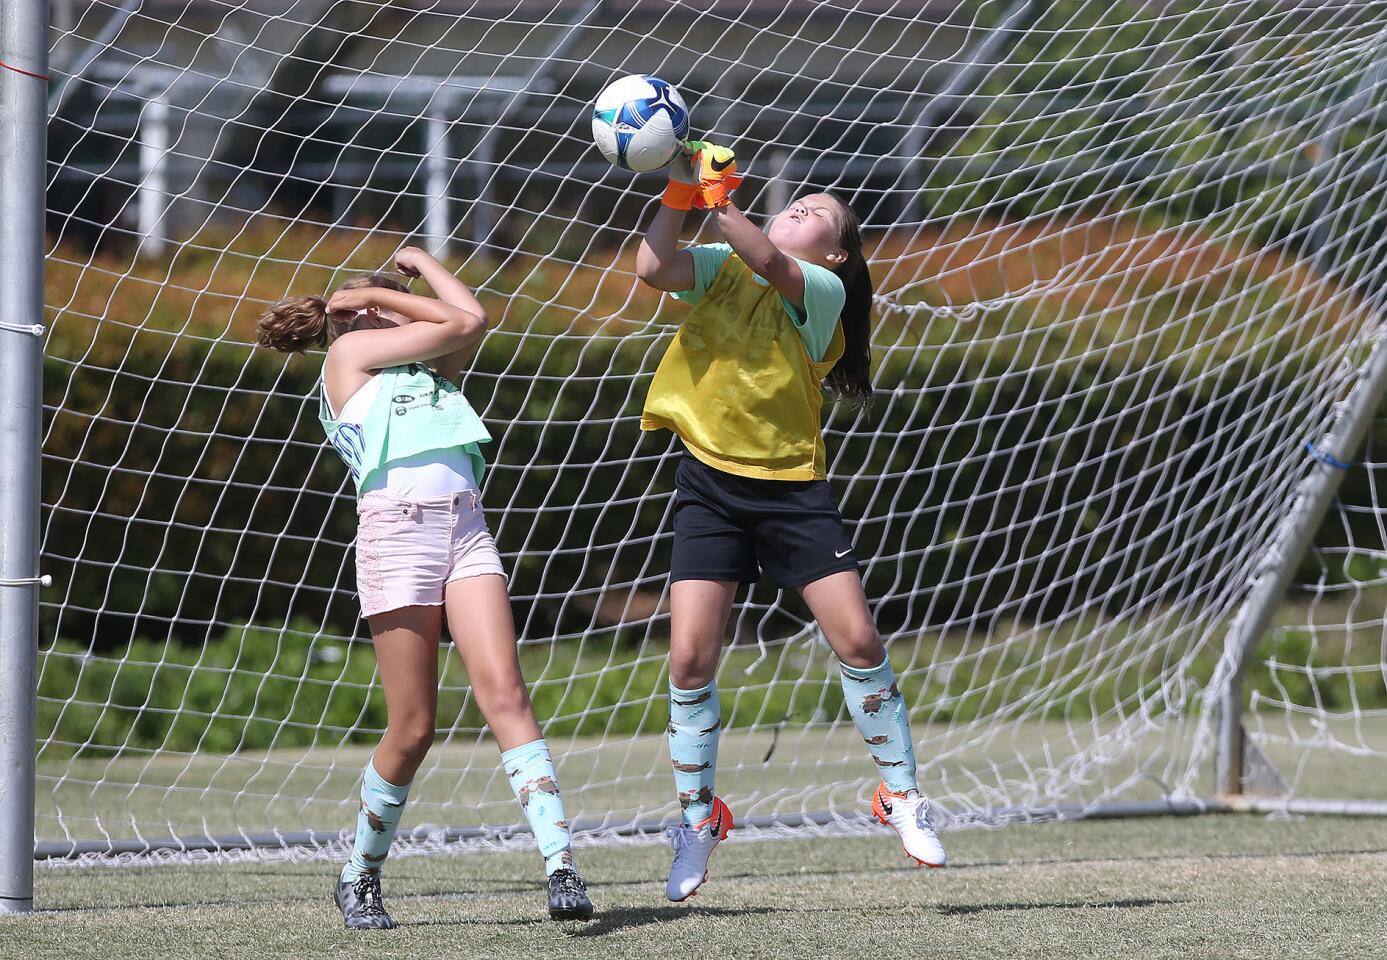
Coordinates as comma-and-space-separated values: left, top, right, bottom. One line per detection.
665, 796, 734, 902
872, 782, 946, 868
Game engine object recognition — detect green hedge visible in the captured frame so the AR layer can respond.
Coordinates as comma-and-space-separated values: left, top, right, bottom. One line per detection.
39, 626, 387, 755
39, 280, 1387, 654
38, 606, 1387, 756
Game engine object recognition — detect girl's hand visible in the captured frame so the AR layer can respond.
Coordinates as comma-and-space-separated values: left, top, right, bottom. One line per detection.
326, 287, 379, 322
662, 142, 703, 211
670, 148, 698, 185
394, 246, 432, 279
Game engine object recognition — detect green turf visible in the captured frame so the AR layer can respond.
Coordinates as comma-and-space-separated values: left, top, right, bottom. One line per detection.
6, 814, 1384, 960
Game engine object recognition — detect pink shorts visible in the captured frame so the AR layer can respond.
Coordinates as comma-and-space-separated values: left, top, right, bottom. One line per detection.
355, 490, 508, 619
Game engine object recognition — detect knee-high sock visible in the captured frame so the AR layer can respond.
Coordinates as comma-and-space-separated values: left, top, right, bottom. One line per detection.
501, 739, 574, 876
668, 679, 720, 825
341, 757, 411, 882
840, 657, 918, 794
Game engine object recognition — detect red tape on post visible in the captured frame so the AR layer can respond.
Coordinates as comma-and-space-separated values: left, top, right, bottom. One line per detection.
0, 59, 49, 82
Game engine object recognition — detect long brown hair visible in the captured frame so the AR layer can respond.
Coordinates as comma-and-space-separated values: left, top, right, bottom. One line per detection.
254, 272, 409, 354
822, 192, 874, 407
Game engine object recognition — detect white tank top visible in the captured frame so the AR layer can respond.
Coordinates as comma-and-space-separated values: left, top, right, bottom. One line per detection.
329, 373, 479, 498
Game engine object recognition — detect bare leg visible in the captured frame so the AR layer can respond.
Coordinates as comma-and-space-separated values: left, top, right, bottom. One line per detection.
668, 579, 739, 688
446, 574, 590, 897
369, 604, 444, 784
338, 604, 442, 899
443, 573, 541, 751
798, 569, 886, 669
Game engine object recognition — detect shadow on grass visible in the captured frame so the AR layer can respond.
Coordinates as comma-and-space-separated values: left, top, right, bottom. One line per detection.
561, 904, 786, 937
937, 897, 1181, 916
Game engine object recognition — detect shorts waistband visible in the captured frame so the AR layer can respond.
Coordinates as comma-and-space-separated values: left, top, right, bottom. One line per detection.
358, 489, 482, 515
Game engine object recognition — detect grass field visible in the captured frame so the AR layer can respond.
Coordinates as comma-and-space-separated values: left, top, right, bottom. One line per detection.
7, 813, 1385, 960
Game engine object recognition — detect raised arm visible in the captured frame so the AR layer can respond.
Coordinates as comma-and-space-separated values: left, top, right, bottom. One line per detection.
392, 246, 488, 322
636, 206, 696, 292
323, 285, 486, 410
393, 246, 493, 379
710, 202, 805, 311
636, 153, 699, 293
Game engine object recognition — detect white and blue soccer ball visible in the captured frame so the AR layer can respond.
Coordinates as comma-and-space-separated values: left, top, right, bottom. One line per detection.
591, 74, 690, 173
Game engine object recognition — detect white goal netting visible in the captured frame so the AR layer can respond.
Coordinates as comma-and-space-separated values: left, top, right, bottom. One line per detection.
34, 0, 1387, 858
1244, 409, 1387, 809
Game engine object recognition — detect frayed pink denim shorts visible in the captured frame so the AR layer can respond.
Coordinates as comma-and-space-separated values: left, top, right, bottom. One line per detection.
354, 490, 507, 619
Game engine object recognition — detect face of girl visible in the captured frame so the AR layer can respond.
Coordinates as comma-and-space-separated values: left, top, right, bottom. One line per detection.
766, 193, 847, 268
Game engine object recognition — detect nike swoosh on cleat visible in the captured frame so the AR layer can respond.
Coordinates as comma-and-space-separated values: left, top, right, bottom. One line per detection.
710, 156, 734, 172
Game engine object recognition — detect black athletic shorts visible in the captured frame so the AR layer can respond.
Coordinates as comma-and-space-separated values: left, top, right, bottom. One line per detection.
670, 452, 859, 589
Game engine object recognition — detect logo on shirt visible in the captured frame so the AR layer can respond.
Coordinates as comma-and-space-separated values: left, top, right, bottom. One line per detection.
835, 548, 851, 558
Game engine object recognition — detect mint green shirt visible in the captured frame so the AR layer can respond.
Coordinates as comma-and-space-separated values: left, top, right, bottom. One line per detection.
319, 363, 491, 496
672, 242, 845, 362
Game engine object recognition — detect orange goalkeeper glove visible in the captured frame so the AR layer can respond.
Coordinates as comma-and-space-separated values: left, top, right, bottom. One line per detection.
688, 140, 741, 209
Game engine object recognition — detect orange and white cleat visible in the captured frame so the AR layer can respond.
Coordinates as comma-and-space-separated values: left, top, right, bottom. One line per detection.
872, 782, 946, 868
665, 796, 734, 902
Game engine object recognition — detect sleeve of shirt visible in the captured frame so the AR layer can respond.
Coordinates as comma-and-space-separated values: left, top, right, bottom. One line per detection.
781, 258, 846, 363
671, 243, 734, 305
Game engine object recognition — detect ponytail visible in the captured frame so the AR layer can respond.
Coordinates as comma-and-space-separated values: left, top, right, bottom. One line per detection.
254, 295, 329, 354
822, 192, 874, 407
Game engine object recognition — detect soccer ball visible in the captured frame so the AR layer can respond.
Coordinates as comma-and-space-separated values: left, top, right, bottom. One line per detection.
591, 74, 690, 173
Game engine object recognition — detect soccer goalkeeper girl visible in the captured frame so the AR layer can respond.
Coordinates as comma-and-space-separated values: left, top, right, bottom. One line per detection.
635, 143, 947, 902
255, 247, 593, 928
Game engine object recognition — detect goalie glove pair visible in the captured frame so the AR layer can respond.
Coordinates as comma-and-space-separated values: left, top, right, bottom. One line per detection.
662, 140, 742, 211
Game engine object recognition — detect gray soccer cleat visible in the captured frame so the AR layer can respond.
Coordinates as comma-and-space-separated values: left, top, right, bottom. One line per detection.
334, 872, 398, 929
547, 868, 595, 921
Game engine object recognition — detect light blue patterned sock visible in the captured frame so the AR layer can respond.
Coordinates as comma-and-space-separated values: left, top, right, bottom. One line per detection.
668, 679, 720, 825
840, 657, 918, 794
340, 758, 411, 882
501, 739, 574, 876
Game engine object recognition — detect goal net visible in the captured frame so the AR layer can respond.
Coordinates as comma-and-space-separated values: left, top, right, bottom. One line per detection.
35, 0, 1387, 859
1243, 409, 1387, 811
